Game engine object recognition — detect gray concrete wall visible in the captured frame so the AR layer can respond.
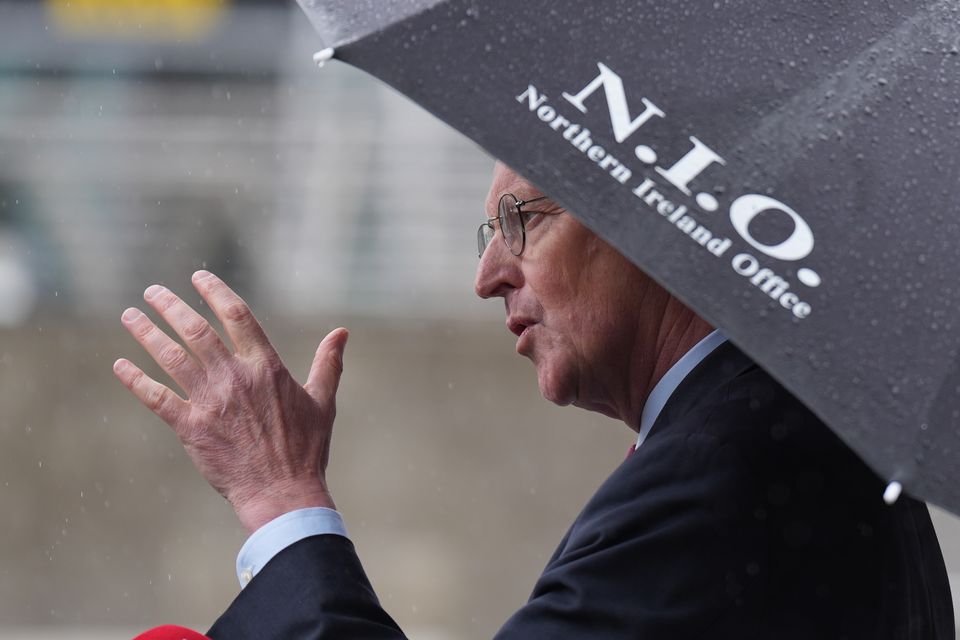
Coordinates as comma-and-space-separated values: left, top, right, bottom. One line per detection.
0, 319, 627, 638
1, 320, 959, 639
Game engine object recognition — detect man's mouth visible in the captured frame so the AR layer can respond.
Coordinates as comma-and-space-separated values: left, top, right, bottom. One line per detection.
508, 317, 538, 354
507, 317, 534, 337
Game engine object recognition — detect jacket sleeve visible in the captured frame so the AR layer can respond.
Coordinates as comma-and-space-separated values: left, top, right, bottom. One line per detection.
208, 533, 407, 640
208, 429, 766, 640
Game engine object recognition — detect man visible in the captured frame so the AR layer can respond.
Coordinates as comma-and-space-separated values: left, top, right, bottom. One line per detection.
115, 162, 954, 639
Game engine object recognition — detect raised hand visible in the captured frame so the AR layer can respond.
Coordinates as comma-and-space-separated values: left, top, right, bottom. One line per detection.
113, 270, 348, 533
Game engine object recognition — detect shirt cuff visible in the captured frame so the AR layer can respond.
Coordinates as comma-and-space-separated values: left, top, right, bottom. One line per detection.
235, 507, 348, 587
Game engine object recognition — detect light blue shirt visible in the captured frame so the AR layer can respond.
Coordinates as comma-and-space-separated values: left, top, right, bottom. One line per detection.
236, 329, 727, 587
236, 506, 348, 587
635, 329, 728, 449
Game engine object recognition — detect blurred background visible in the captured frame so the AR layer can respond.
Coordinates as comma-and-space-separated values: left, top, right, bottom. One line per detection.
0, 1, 957, 638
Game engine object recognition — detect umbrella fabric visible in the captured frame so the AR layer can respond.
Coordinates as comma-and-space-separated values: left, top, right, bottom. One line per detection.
297, 0, 444, 51
296, 0, 960, 517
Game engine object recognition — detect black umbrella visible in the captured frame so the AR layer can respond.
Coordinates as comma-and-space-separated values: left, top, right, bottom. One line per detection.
295, 0, 960, 516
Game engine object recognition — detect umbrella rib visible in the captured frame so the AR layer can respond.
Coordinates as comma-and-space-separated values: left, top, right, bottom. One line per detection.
733, 0, 958, 178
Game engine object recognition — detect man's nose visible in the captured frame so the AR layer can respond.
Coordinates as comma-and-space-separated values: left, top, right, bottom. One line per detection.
474, 236, 522, 299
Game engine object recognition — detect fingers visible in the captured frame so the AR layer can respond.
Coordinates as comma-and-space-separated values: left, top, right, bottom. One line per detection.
190, 270, 274, 359
141, 283, 233, 367
120, 307, 204, 393
113, 358, 188, 426
304, 328, 349, 402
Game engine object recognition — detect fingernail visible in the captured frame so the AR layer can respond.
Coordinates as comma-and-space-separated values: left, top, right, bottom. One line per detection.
121, 308, 142, 322
144, 285, 165, 300
113, 359, 128, 373
193, 270, 212, 280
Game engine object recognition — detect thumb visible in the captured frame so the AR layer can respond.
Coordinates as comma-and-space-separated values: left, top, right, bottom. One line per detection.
304, 327, 349, 402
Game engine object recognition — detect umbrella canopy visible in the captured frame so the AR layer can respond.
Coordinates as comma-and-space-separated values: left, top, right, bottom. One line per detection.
295, 0, 960, 516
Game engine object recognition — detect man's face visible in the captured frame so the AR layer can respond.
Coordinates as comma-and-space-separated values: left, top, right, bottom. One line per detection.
475, 163, 661, 414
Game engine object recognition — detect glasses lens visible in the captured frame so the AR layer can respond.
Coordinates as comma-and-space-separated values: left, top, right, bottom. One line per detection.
499, 194, 524, 255
478, 223, 495, 257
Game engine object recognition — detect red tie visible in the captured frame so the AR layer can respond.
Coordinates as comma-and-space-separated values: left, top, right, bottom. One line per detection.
626, 444, 637, 458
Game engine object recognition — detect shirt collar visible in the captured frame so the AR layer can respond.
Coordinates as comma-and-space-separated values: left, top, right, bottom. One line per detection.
635, 329, 727, 449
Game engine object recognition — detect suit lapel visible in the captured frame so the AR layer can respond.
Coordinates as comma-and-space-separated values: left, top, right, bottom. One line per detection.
645, 342, 757, 443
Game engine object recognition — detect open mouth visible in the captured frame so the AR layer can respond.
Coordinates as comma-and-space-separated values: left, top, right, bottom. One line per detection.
508, 318, 534, 337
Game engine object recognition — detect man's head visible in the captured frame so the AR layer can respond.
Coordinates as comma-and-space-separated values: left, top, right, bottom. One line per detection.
474, 162, 712, 427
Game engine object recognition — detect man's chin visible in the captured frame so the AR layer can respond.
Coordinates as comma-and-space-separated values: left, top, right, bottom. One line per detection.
536, 367, 576, 407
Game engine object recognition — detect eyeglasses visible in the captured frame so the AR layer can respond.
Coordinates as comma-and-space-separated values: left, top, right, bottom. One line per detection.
477, 193, 553, 258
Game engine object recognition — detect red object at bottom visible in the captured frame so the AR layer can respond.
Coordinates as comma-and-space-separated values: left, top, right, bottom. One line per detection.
132, 625, 211, 640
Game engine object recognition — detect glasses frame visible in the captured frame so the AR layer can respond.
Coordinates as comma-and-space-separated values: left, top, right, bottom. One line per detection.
477, 194, 552, 258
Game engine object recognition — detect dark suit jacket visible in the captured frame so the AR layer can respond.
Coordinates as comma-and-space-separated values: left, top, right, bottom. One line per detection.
209, 343, 955, 639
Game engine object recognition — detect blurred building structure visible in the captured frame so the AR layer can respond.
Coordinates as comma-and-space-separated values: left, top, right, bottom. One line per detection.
0, 0, 492, 324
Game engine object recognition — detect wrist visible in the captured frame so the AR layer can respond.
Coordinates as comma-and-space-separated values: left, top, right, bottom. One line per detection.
232, 481, 336, 534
